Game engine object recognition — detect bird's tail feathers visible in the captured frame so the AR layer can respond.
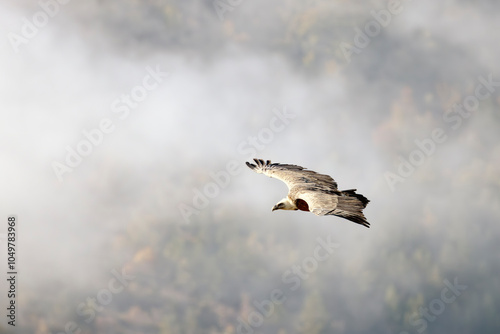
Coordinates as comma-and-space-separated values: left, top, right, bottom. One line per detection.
335, 191, 370, 227
341, 189, 370, 208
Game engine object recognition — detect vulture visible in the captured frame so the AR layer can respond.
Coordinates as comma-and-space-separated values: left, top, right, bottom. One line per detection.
246, 159, 370, 227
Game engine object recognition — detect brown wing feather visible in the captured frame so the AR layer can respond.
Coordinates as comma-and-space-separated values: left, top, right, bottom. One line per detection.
246, 159, 370, 227
245, 158, 338, 191
295, 190, 370, 227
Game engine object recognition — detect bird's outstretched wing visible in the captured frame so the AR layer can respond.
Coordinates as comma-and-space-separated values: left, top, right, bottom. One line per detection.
246, 159, 370, 227
298, 190, 370, 227
245, 158, 338, 191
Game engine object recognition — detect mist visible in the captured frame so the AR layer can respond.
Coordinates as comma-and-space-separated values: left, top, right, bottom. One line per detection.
1, 0, 499, 333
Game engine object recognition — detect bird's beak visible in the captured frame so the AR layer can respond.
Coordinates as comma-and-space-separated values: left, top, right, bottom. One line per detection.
272, 205, 278, 212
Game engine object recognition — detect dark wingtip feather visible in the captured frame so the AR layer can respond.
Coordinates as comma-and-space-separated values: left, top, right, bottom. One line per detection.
251, 158, 273, 168
357, 195, 370, 208
246, 161, 256, 170
345, 215, 370, 228
341, 189, 370, 208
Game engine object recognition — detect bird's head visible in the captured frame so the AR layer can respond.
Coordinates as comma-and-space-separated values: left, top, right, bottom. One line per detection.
272, 197, 297, 211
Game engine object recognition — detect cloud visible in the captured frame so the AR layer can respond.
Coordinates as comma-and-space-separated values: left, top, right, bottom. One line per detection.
1, 1, 499, 333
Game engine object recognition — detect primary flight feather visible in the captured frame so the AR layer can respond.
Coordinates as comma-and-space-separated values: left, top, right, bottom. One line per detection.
246, 159, 370, 228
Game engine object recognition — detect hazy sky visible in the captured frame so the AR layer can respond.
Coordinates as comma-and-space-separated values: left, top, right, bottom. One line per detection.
1, 0, 499, 333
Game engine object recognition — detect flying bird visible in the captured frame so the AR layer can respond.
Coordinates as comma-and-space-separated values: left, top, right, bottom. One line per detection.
246, 159, 370, 227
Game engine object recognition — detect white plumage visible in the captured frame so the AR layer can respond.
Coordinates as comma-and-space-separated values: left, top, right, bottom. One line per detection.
246, 159, 370, 227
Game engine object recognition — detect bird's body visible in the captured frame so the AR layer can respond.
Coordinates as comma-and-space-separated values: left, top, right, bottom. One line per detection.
246, 159, 370, 227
